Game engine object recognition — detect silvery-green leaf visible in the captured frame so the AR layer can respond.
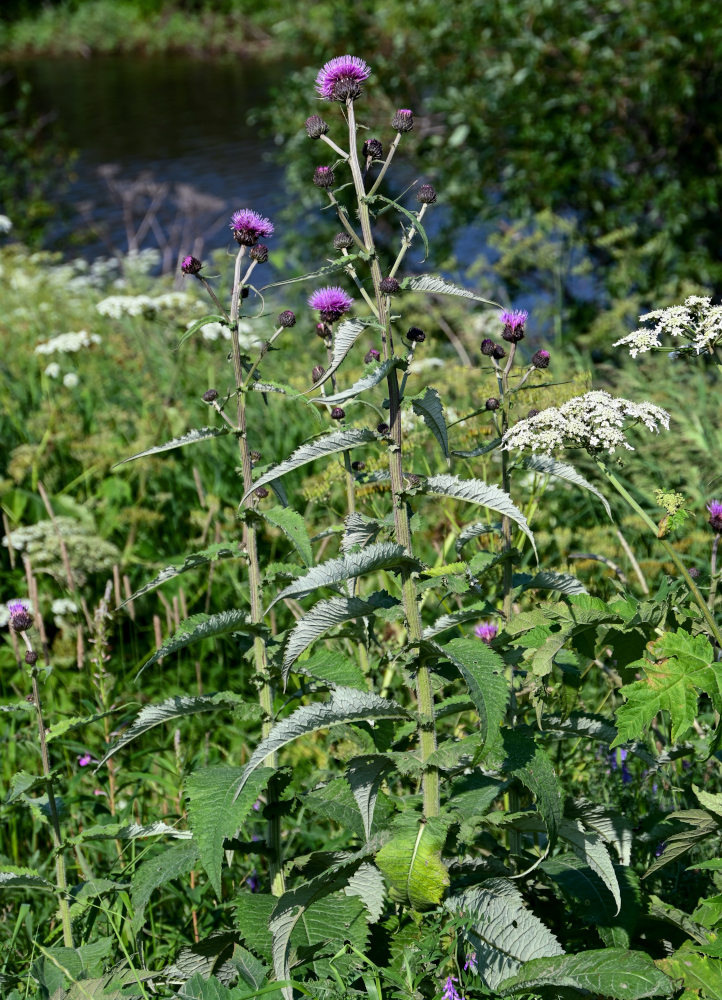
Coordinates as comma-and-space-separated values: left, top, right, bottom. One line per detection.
513, 571, 588, 596
559, 818, 621, 914
70, 822, 191, 845
259, 254, 368, 292
538, 713, 656, 769
243, 428, 376, 501
137, 610, 259, 677
411, 387, 449, 458
345, 862, 386, 923
178, 313, 227, 348
497, 948, 672, 999
456, 521, 503, 551
521, 454, 612, 519
260, 506, 313, 567
115, 427, 231, 466
310, 318, 367, 390
121, 543, 237, 605
403, 274, 499, 308
341, 513, 381, 553
0, 867, 54, 891
423, 606, 495, 640
313, 359, 404, 405
345, 754, 394, 840
423, 475, 536, 557
567, 800, 633, 866
267, 542, 421, 611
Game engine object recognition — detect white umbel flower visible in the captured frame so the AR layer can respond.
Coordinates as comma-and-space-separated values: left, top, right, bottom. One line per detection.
502, 391, 670, 456
35, 330, 101, 355
614, 295, 722, 357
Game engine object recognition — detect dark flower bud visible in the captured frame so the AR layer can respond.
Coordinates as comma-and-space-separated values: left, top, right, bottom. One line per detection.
481, 339, 496, 356
377, 422, 390, 435
404, 473, 422, 488
531, 349, 550, 369
380, 276, 400, 294
25, 649, 38, 665
707, 501, 722, 533
333, 232, 354, 250
250, 450, 262, 463
363, 138, 384, 159
330, 406, 346, 420
351, 460, 366, 471
313, 166, 335, 189
305, 114, 329, 138
485, 397, 500, 411
202, 388, 219, 403
332, 77, 362, 102
255, 487, 269, 499
417, 184, 437, 204
689, 566, 701, 578
278, 310, 296, 328
527, 409, 540, 418
316, 322, 328, 339
364, 348, 381, 363
9, 605, 33, 633
492, 344, 506, 360
407, 327, 425, 343
241, 286, 249, 299
312, 365, 325, 382
250, 244, 269, 263
181, 254, 202, 275
393, 108, 414, 132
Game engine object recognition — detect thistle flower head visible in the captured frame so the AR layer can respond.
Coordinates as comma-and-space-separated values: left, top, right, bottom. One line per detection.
230, 209, 274, 247
364, 348, 381, 363
380, 276, 401, 295
474, 621, 498, 643
313, 166, 335, 189
393, 109, 414, 132
363, 138, 384, 159
181, 255, 202, 275
417, 183, 437, 204
202, 389, 219, 403
333, 232, 353, 250
532, 349, 551, 369
305, 114, 328, 138
278, 310, 296, 328
707, 500, 722, 533
330, 406, 346, 420
250, 244, 269, 263
315, 56, 371, 102
8, 600, 33, 633
407, 327, 425, 343
501, 308, 528, 343
480, 338, 495, 357
308, 286, 353, 323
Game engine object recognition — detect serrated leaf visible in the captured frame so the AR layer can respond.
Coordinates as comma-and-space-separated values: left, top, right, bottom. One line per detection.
165, 933, 237, 986
137, 610, 258, 677
498, 948, 672, 998
567, 800, 633, 866
411, 387, 448, 458
243, 428, 376, 500
122, 543, 238, 605
422, 475, 536, 558
0, 867, 54, 891
658, 944, 722, 998
186, 766, 273, 897
309, 318, 367, 390
538, 713, 656, 769
502, 730, 564, 852
436, 638, 508, 751
513, 570, 588, 596
259, 254, 368, 292
644, 809, 719, 878
456, 520, 503, 550
298, 648, 367, 690
177, 971, 243, 999
312, 359, 404, 405
372, 195, 430, 258
115, 426, 231, 466
520, 454, 612, 519
98, 693, 261, 766
341, 512, 381, 553
346, 755, 394, 840
227, 944, 268, 991
282, 591, 398, 680
235, 893, 275, 960
345, 862, 386, 923
267, 542, 421, 611
375, 814, 450, 910
446, 879, 564, 990
131, 839, 200, 932
452, 437, 504, 459
542, 856, 641, 949
559, 818, 621, 913
305, 778, 367, 840
403, 274, 499, 308
233, 688, 407, 800
422, 605, 495, 640
70, 822, 191, 845
260, 506, 313, 567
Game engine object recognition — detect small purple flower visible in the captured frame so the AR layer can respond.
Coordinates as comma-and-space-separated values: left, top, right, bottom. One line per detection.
393, 109, 414, 132
229, 209, 274, 247
474, 621, 498, 644
707, 500, 722, 533
463, 952, 477, 974
364, 348, 381, 363
315, 55, 371, 102
308, 286, 354, 323
246, 869, 260, 892
442, 976, 463, 1000
501, 309, 529, 343
608, 748, 632, 783
78, 754, 93, 767
532, 349, 550, 369
252, 799, 262, 812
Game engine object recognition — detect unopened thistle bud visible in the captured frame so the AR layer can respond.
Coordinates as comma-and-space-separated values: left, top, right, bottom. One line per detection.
241, 286, 249, 299
485, 397, 500, 411
181, 254, 202, 275
492, 344, 507, 360
417, 184, 437, 204
377, 422, 390, 435
481, 339, 495, 357
333, 232, 353, 250
364, 348, 381, 363
25, 649, 38, 665
312, 365, 325, 382
363, 138, 383, 159
305, 114, 329, 138
380, 276, 401, 295
202, 389, 219, 403
393, 109, 414, 132
250, 450, 262, 463
351, 460, 366, 471
501, 309, 528, 343
278, 310, 296, 328
313, 166, 335, 189
707, 501, 722, 533
407, 327, 425, 343
255, 487, 269, 499
531, 349, 550, 369
330, 406, 346, 420
250, 244, 269, 263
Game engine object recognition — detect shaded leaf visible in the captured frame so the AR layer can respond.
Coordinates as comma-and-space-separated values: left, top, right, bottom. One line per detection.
456, 520, 503, 550
502, 730, 564, 852
498, 948, 672, 999
121, 543, 237, 605
422, 605, 495, 640
559, 818, 621, 913
260, 507, 313, 567
453, 437, 504, 459
411, 387, 449, 458
513, 570, 588, 596
0, 867, 54, 891
131, 839, 200, 932
341, 512, 381, 553
313, 358, 405, 405
542, 855, 641, 948
346, 754, 395, 840
436, 638, 508, 751
309, 318, 367, 390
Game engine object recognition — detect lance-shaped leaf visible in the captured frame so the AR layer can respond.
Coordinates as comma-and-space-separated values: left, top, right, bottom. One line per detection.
513, 570, 587, 596
375, 814, 450, 911
243, 428, 376, 501
410, 387, 449, 458
282, 591, 398, 680
423, 605, 495, 640
436, 638, 508, 750
131, 839, 200, 932
346, 754, 395, 840
70, 822, 191, 845
98, 693, 262, 767
267, 542, 421, 611
498, 948, 672, 999
0, 867, 54, 891
542, 856, 641, 949
453, 437, 504, 459
558, 818, 621, 914
537, 713, 656, 769
233, 688, 408, 800
371, 195, 430, 257
345, 862, 386, 923
402, 274, 499, 308
502, 730, 564, 852
115, 427, 231, 466
312, 358, 405, 405
260, 506, 313, 567
422, 475, 536, 558
567, 799, 633, 866
520, 454, 612, 519
309, 318, 367, 391
137, 610, 260, 677
178, 313, 227, 348
456, 520, 503, 551
259, 253, 368, 292
341, 512, 381, 553
186, 765, 274, 897
122, 544, 238, 605
446, 879, 564, 990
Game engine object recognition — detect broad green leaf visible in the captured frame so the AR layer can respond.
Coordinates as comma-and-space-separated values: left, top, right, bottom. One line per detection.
121, 543, 237, 605
131, 839, 200, 931
502, 730, 564, 851
402, 274, 499, 308
520, 454, 612, 519
260, 506, 313, 567
309, 317, 367, 390
559, 818, 621, 913
45, 709, 117, 743
410, 387, 449, 458
613, 629, 721, 746
658, 944, 722, 998
436, 638, 508, 750
267, 542, 422, 611
282, 591, 398, 680
422, 475, 536, 558
345, 862, 386, 923
115, 426, 231, 466
305, 777, 367, 840
346, 754, 394, 840
298, 648, 367, 690
644, 809, 719, 878
567, 800, 633, 866
233, 688, 408, 800
422, 605, 495, 640
186, 766, 274, 897
0, 867, 54, 891
542, 856, 641, 948
165, 932, 238, 987
446, 879, 563, 989
137, 610, 259, 677
291, 892, 370, 983
513, 570, 588, 596
177, 971, 247, 999
375, 814, 450, 910
227, 945, 268, 991
98, 693, 262, 766
695, 785, 722, 820
243, 427, 376, 501
498, 948, 673, 999
235, 893, 275, 960
312, 358, 405, 405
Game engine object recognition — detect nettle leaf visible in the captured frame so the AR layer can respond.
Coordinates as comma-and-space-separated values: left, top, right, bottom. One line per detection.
131, 839, 200, 932
453, 437, 504, 459
185, 765, 274, 897
644, 809, 720, 878
233, 689, 408, 800
456, 520, 503, 551
98, 693, 262, 766
559, 818, 621, 914
658, 944, 722, 998
115, 427, 231, 466
0, 867, 54, 891
305, 777, 368, 840
567, 800, 633, 866
122, 543, 238, 605
498, 948, 672, 999
310, 317, 367, 390
260, 506, 313, 567
375, 814, 450, 911
503, 730, 564, 852
345, 862, 386, 923
70, 822, 191, 845
341, 512, 382, 553
422, 605, 495, 640
260, 253, 368, 292
513, 570, 588, 596
346, 755, 395, 840
446, 879, 564, 990
45, 709, 117, 744
267, 542, 422, 611
422, 475, 536, 558
138, 610, 258, 677
402, 274, 499, 308
164, 932, 238, 986
282, 591, 398, 680
313, 358, 405, 405
410, 387, 449, 458
436, 639, 508, 750
520, 454, 612, 519
243, 428, 376, 501
614, 629, 721, 746
299, 648, 367, 690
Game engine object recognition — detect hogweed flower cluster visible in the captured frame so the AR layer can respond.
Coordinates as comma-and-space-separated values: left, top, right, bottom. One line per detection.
614, 295, 722, 358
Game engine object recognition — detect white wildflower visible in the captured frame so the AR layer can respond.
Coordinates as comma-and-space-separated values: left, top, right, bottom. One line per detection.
51, 597, 78, 627
35, 330, 102, 355
0, 215, 12, 234
63, 372, 80, 388
44, 362, 61, 378
200, 321, 230, 342
614, 295, 722, 357
502, 390, 670, 456
96, 294, 157, 318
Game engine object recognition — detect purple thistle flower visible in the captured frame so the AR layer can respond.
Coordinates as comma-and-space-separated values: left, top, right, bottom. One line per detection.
442, 976, 463, 1000
308, 286, 354, 323
532, 349, 550, 369
707, 500, 722, 533
315, 55, 371, 102
501, 309, 529, 343
393, 109, 414, 132
8, 600, 33, 633
230, 209, 274, 247
474, 621, 498, 644
181, 255, 202, 275
78, 753, 93, 767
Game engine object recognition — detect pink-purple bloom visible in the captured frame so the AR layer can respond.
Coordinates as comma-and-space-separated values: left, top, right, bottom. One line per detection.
229, 209, 274, 247
308, 286, 354, 323
442, 976, 463, 1000
315, 56, 371, 101
501, 309, 529, 342
707, 500, 722, 533
78, 753, 93, 767
463, 953, 477, 974
8, 600, 33, 632
474, 621, 498, 644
